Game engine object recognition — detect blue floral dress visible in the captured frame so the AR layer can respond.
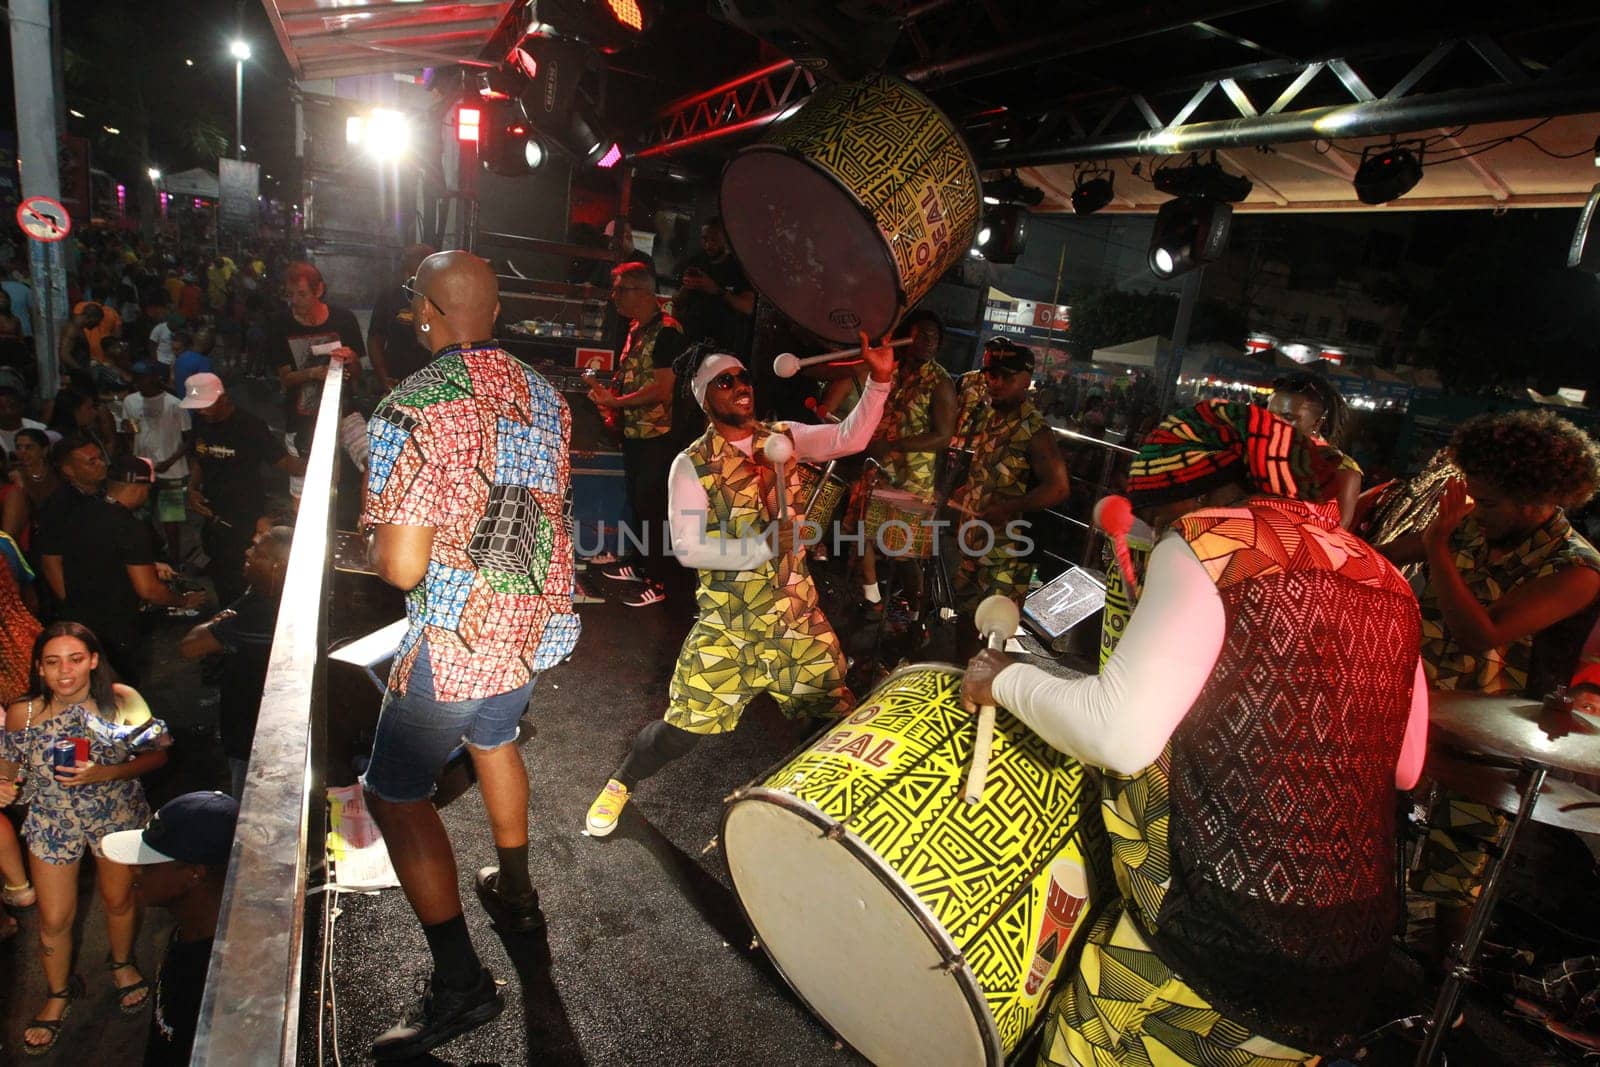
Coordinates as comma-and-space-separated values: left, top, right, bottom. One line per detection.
2, 701, 152, 864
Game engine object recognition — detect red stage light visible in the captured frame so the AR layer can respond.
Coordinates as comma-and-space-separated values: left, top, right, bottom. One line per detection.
597, 143, 622, 168
605, 0, 643, 31
457, 106, 481, 143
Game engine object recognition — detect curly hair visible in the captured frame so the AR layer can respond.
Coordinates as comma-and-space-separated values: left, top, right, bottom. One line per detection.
1450, 409, 1600, 510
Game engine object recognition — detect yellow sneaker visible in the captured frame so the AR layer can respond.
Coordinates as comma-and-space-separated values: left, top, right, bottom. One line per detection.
585, 779, 631, 837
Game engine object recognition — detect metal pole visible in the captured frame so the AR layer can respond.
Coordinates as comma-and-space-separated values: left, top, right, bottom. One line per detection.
10, 0, 66, 397
235, 58, 244, 160
1160, 268, 1203, 415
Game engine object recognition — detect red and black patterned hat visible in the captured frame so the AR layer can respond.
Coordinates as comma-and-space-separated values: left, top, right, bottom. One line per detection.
1125, 400, 1330, 508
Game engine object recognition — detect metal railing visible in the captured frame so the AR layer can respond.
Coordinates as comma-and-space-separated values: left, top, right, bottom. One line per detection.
191, 371, 345, 1064
1034, 425, 1139, 574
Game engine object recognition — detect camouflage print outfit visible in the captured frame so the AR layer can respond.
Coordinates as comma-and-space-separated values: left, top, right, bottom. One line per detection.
951, 368, 988, 450
949, 397, 1049, 613
616, 315, 679, 440
1414, 511, 1600, 907
873, 357, 952, 501
664, 423, 852, 734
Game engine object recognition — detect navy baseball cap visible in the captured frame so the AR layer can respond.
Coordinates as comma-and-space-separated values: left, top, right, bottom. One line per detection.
101, 791, 239, 867
131, 360, 166, 378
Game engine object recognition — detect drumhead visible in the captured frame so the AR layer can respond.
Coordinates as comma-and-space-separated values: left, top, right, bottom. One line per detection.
721, 148, 904, 345
723, 790, 1000, 1067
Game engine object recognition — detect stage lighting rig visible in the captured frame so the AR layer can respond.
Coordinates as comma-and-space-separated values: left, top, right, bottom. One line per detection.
526, 0, 653, 52
511, 36, 623, 168
975, 204, 1029, 264
1070, 168, 1115, 215
1353, 142, 1424, 205
1148, 196, 1232, 279
1569, 184, 1600, 273
1151, 155, 1252, 204
981, 173, 1044, 207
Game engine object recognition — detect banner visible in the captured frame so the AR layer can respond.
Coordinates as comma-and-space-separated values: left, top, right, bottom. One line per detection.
218, 158, 260, 235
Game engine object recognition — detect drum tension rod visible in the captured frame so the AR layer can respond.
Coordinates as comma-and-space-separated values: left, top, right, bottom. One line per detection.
937, 953, 966, 974
823, 824, 847, 841
701, 836, 720, 855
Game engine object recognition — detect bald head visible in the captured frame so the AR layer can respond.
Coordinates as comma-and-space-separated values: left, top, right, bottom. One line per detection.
401, 243, 436, 277
413, 251, 500, 352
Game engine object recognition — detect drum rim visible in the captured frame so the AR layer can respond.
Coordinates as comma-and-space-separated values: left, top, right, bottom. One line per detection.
721, 784, 1005, 1067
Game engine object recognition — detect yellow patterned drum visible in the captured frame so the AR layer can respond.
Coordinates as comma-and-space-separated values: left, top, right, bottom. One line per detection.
796, 461, 848, 527
722, 666, 1099, 1067
720, 75, 981, 344
861, 485, 937, 558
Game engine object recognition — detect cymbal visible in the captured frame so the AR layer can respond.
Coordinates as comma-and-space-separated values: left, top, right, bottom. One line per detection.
1428, 689, 1600, 777
1424, 748, 1600, 834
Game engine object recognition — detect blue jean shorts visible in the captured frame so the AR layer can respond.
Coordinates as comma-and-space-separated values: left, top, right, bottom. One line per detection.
360, 644, 536, 803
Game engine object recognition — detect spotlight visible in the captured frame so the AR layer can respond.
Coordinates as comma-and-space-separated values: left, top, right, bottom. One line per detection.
976, 205, 1029, 264
981, 173, 1044, 207
1148, 196, 1232, 279
364, 109, 411, 161
526, 0, 653, 51
483, 119, 547, 176
1152, 157, 1252, 203
1354, 143, 1424, 205
1070, 169, 1114, 215
514, 37, 618, 167
1568, 183, 1600, 273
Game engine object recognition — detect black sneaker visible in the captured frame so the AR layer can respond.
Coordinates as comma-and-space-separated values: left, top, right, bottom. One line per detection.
370, 966, 504, 1061
474, 867, 545, 933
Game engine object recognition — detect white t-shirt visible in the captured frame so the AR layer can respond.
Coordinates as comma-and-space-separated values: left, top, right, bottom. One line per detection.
149, 321, 176, 366
122, 391, 191, 480
0, 418, 44, 460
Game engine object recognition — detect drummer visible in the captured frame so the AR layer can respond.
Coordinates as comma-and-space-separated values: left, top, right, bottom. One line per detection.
822, 309, 955, 622
962, 400, 1428, 1066
950, 338, 1006, 449
1379, 410, 1600, 939
584, 338, 895, 838
948, 340, 1069, 658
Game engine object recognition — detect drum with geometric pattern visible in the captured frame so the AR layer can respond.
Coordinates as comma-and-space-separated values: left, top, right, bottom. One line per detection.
720, 76, 981, 345
722, 665, 1097, 1067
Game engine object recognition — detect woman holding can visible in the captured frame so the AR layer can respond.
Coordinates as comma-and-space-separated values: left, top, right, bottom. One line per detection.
1, 621, 169, 1055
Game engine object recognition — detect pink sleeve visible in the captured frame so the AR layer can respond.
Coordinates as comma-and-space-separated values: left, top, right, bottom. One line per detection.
1395, 659, 1429, 790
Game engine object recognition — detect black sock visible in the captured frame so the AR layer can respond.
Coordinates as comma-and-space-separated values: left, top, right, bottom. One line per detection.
494, 843, 533, 898
422, 914, 481, 989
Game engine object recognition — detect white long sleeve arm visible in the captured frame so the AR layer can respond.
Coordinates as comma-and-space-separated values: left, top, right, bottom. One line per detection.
666, 378, 890, 572
991, 535, 1224, 774
787, 376, 889, 463
991, 533, 1430, 785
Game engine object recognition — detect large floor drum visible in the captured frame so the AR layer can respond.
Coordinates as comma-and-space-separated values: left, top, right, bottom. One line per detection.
720, 76, 981, 345
722, 665, 1097, 1067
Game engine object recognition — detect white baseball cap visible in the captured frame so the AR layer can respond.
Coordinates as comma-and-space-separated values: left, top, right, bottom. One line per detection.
692, 354, 745, 409
180, 372, 224, 410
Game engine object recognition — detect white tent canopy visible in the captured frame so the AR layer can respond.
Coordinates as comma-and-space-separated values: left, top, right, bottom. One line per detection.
1090, 335, 1166, 367
161, 168, 219, 199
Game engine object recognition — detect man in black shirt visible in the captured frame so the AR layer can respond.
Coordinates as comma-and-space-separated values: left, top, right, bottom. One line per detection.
368, 244, 436, 392
268, 261, 365, 454
38, 454, 204, 683
179, 525, 292, 797
101, 791, 240, 1067
184, 373, 305, 605
672, 217, 754, 355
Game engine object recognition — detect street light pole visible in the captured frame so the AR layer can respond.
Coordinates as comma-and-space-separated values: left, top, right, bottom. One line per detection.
229, 40, 250, 160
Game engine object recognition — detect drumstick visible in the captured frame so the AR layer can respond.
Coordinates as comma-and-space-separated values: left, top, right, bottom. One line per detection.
1093, 495, 1141, 598
804, 396, 841, 424
763, 433, 795, 523
773, 337, 913, 379
964, 595, 1022, 805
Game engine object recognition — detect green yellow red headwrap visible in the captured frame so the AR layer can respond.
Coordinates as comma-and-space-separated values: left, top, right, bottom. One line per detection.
1125, 400, 1329, 508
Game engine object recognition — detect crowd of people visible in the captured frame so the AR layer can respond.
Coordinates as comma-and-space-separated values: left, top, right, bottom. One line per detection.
5, 215, 1600, 1066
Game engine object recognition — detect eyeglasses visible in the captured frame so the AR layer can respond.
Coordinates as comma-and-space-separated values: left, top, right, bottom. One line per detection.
711, 371, 751, 390
403, 276, 446, 318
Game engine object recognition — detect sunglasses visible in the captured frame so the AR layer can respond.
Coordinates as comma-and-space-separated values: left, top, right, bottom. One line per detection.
403, 276, 446, 318
711, 371, 751, 390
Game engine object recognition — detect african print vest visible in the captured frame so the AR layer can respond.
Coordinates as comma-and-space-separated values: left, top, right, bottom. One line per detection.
874, 358, 951, 499
951, 369, 988, 449
949, 398, 1046, 528
686, 423, 820, 633
1420, 511, 1600, 696
1110, 499, 1419, 1054
617, 313, 682, 439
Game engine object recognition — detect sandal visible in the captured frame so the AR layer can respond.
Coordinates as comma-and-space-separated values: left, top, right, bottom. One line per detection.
108, 956, 152, 1014
4, 879, 36, 908
23, 974, 83, 1056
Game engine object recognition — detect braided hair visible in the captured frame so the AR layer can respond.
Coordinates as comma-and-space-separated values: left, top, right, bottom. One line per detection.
1271, 371, 1348, 447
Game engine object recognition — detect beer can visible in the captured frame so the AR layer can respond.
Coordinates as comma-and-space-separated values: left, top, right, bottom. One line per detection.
51, 739, 81, 770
